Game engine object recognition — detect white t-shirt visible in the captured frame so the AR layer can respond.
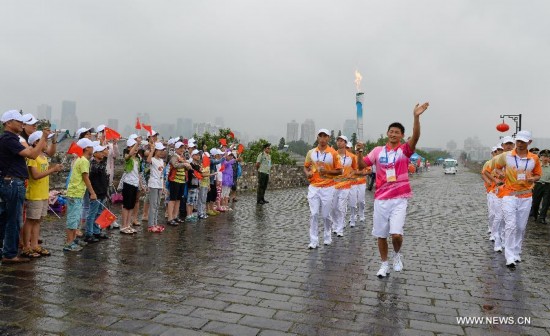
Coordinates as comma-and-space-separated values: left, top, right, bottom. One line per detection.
123, 157, 140, 187
148, 157, 165, 189
216, 163, 223, 182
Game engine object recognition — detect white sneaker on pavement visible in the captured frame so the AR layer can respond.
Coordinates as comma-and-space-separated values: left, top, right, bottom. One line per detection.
308, 243, 318, 249
392, 253, 403, 272
376, 262, 390, 278
493, 246, 503, 253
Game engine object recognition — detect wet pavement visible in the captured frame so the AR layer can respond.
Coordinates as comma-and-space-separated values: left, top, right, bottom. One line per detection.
1, 167, 550, 336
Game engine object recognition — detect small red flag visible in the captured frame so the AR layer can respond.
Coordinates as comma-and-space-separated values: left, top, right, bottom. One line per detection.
228, 131, 235, 139
95, 209, 117, 229
142, 124, 153, 135
237, 144, 244, 154
104, 127, 121, 140
193, 170, 203, 180
135, 118, 142, 130
202, 155, 210, 167
219, 138, 227, 146
67, 142, 83, 157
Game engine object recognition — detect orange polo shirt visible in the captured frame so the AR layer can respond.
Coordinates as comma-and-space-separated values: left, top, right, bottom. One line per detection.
304, 146, 343, 188
490, 150, 542, 198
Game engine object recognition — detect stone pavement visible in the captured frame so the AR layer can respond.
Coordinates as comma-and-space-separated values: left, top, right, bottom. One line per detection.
1, 167, 549, 335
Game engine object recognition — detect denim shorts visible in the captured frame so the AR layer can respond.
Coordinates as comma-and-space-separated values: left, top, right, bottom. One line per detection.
187, 188, 198, 207
66, 197, 83, 230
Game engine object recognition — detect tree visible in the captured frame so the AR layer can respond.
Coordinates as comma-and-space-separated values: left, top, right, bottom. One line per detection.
241, 139, 296, 165
278, 137, 285, 150
193, 128, 239, 152
329, 130, 336, 148
287, 140, 310, 156
351, 132, 357, 148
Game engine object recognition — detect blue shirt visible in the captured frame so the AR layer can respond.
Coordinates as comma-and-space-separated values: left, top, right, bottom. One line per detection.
0, 131, 28, 179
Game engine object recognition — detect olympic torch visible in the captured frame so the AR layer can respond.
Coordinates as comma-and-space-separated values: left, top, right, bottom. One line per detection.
355, 70, 364, 141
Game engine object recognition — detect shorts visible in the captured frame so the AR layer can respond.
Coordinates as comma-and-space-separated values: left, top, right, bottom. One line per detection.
122, 183, 139, 210
187, 188, 198, 207
207, 184, 217, 202
221, 186, 231, 198
231, 184, 237, 192
168, 181, 185, 201
66, 197, 83, 230
26, 199, 48, 220
372, 198, 408, 238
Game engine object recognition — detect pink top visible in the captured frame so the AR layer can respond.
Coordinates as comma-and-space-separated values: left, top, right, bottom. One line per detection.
363, 142, 414, 200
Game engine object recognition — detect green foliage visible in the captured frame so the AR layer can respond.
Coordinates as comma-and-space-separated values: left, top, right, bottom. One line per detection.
351, 133, 357, 148
278, 137, 285, 150
287, 140, 311, 156
193, 128, 238, 151
36, 119, 51, 131
241, 139, 296, 165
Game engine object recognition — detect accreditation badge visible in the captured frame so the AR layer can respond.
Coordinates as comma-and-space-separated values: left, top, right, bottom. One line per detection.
386, 168, 397, 182
517, 173, 526, 181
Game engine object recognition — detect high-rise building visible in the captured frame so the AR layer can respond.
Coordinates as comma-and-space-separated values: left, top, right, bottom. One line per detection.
61, 100, 78, 132
300, 119, 315, 145
80, 121, 92, 129
136, 112, 151, 125
107, 118, 119, 131
194, 122, 218, 136
182, 118, 193, 137
342, 119, 357, 139
287, 120, 299, 142
215, 117, 225, 127
37, 104, 52, 121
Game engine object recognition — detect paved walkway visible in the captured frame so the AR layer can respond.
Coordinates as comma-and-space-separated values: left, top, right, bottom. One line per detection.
1, 168, 549, 335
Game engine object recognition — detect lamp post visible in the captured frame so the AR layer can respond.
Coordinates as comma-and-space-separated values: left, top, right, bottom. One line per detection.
499, 114, 522, 137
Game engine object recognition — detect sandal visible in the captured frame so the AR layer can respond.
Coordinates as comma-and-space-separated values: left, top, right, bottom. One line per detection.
34, 246, 51, 256
120, 227, 133, 234
75, 229, 83, 237
21, 248, 41, 258
132, 221, 141, 226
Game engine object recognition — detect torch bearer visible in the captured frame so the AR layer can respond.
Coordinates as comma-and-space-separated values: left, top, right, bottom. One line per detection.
354, 70, 364, 141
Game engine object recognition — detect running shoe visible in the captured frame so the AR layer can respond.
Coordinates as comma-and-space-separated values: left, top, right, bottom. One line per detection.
376, 262, 390, 278
63, 242, 83, 252
308, 243, 318, 249
393, 253, 403, 272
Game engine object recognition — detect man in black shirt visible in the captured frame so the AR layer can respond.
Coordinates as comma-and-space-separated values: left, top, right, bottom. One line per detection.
0, 110, 50, 264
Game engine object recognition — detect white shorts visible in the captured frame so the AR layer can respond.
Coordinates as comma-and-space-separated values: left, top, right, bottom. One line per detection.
372, 198, 408, 238
221, 186, 231, 198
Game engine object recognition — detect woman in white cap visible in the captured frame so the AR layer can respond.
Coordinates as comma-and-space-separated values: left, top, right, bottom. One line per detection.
20, 113, 58, 157
146, 142, 167, 232
120, 138, 142, 234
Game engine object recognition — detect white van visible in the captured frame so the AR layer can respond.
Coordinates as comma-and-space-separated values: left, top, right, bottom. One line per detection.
443, 159, 458, 174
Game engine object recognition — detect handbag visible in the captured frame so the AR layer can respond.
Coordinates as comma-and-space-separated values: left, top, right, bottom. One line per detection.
109, 184, 124, 204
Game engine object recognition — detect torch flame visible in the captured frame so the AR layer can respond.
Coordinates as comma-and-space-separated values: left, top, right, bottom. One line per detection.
354, 69, 363, 92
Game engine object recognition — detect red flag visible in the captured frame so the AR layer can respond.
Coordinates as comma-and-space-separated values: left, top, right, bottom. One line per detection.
135, 118, 142, 130
104, 127, 121, 140
67, 141, 83, 157
228, 131, 235, 139
202, 155, 210, 167
95, 209, 117, 229
193, 170, 203, 180
219, 138, 227, 146
237, 144, 244, 154
142, 124, 153, 135
219, 164, 225, 172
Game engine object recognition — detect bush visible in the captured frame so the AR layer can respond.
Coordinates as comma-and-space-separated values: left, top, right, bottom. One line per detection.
241, 139, 296, 165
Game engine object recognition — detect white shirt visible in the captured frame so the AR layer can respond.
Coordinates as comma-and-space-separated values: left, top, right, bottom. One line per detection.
123, 157, 140, 187
148, 157, 165, 189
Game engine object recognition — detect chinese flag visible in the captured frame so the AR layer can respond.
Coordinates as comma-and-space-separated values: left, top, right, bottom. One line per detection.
202, 155, 210, 167
219, 164, 225, 172
142, 124, 153, 135
237, 144, 244, 154
219, 138, 227, 146
95, 209, 117, 229
135, 118, 142, 130
104, 127, 121, 140
228, 131, 235, 139
67, 142, 83, 157
193, 170, 203, 180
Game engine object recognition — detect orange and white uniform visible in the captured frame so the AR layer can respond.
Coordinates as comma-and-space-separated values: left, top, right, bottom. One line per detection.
304, 147, 342, 247
489, 149, 542, 264
331, 151, 358, 236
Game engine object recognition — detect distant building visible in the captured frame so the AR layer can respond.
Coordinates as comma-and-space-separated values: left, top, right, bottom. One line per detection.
300, 119, 315, 145
194, 122, 219, 136
80, 121, 92, 129
157, 123, 176, 139
342, 119, 357, 139
37, 104, 52, 121
463, 136, 490, 161
136, 112, 151, 125
107, 118, 119, 131
215, 117, 225, 127
287, 120, 299, 142
61, 100, 78, 133
182, 118, 193, 137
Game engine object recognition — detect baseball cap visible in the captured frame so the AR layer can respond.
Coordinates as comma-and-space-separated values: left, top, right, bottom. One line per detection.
154, 142, 166, 150
93, 145, 107, 153
77, 138, 94, 149
191, 149, 200, 156
129, 134, 139, 140
22, 113, 38, 125
346, 141, 352, 148
96, 124, 106, 132
210, 148, 218, 155
175, 142, 184, 149
491, 146, 498, 152
27, 131, 54, 145
337, 135, 348, 142
188, 140, 197, 147
495, 144, 503, 150
127, 138, 137, 147
501, 136, 514, 144
1, 110, 24, 123
76, 127, 93, 138
317, 128, 330, 136
515, 130, 532, 143
148, 130, 159, 137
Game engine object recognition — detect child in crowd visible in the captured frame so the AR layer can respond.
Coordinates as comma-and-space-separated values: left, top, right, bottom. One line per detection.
147, 141, 167, 232
221, 151, 237, 211
186, 149, 202, 222
120, 138, 141, 234
197, 151, 211, 219
84, 144, 110, 243
167, 142, 189, 225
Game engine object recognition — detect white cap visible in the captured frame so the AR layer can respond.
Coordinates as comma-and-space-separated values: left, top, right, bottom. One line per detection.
337, 135, 348, 142
496, 144, 503, 150
96, 124, 106, 132
22, 113, 38, 125
501, 136, 514, 144
127, 138, 137, 147
154, 142, 166, 150
76, 127, 93, 138
129, 134, 139, 140
175, 142, 184, 149
148, 130, 159, 137
28, 131, 54, 145
317, 128, 330, 136
167, 138, 179, 145
210, 148, 218, 155
191, 149, 200, 156
92, 141, 100, 147
491, 146, 498, 152
346, 141, 352, 148
93, 145, 107, 153
1, 110, 24, 123
188, 140, 197, 148
77, 138, 94, 149
515, 130, 532, 143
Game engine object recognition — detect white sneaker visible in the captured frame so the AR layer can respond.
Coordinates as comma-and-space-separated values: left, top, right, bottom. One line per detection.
376, 262, 390, 278
489, 235, 495, 242
359, 217, 365, 222
493, 246, 502, 253
337, 232, 343, 237
307, 243, 318, 249
349, 222, 356, 228
515, 256, 522, 262
111, 221, 120, 229
393, 253, 403, 272
324, 240, 332, 246
506, 259, 516, 268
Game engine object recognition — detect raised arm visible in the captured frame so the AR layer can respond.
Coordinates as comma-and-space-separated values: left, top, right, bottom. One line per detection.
407, 102, 429, 152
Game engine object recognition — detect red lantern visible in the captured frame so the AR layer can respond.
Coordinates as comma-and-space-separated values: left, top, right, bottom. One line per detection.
496, 122, 510, 132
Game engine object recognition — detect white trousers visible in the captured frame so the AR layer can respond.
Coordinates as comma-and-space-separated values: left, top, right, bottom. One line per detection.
356, 183, 367, 220
492, 196, 505, 249
502, 196, 532, 263
487, 192, 496, 233
347, 184, 358, 224
308, 186, 335, 246
331, 188, 350, 235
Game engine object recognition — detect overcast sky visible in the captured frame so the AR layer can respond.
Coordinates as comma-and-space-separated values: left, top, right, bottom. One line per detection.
1, 1, 549, 148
